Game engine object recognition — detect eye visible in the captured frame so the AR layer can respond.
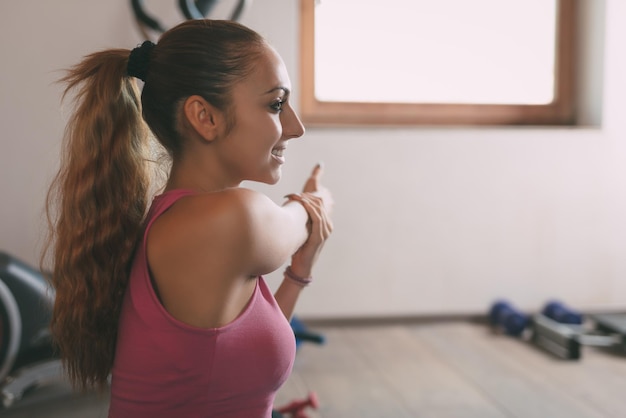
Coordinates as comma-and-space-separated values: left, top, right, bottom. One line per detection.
270, 99, 285, 112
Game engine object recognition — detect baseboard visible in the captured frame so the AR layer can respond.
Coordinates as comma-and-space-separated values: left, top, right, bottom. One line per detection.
297, 313, 488, 328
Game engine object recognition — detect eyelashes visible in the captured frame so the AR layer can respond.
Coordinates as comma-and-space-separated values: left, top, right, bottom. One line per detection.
270, 99, 286, 112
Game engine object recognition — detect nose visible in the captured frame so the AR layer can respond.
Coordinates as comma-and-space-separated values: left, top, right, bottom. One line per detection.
282, 105, 305, 140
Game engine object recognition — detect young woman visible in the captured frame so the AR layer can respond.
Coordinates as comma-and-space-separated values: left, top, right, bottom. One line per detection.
44, 19, 333, 417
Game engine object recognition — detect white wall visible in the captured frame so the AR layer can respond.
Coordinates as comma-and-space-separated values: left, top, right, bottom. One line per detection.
1, 0, 625, 320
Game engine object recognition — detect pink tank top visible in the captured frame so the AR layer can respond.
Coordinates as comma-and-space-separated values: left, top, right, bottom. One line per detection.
109, 190, 296, 418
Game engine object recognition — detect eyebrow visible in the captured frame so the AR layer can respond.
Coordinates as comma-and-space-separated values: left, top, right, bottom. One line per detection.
263, 86, 291, 96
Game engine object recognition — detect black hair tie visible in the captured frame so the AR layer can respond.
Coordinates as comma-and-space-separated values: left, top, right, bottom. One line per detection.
127, 40, 155, 81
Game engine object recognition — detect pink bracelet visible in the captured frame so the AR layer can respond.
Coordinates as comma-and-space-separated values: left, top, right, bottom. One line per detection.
284, 266, 313, 287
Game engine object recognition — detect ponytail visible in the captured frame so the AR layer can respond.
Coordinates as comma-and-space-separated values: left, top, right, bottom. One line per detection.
43, 49, 150, 391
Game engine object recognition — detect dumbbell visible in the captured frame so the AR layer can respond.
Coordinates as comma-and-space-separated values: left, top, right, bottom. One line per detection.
275, 392, 319, 418
541, 300, 583, 325
290, 316, 325, 348
489, 300, 530, 337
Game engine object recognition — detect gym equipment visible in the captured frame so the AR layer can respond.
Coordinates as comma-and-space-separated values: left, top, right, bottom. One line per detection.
592, 312, 626, 338
532, 310, 626, 360
541, 300, 583, 325
273, 392, 319, 418
489, 299, 626, 360
488, 300, 530, 337
532, 300, 626, 360
0, 252, 62, 408
290, 316, 325, 348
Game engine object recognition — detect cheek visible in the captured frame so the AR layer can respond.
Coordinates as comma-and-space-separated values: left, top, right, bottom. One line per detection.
274, 115, 285, 136
260, 116, 283, 146
235, 112, 283, 153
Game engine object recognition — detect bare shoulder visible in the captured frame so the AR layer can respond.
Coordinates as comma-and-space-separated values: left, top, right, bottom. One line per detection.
147, 188, 281, 275
150, 188, 265, 241
171, 187, 275, 228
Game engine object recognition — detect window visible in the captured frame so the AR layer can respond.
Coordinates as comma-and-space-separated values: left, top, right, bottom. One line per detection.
299, 0, 577, 126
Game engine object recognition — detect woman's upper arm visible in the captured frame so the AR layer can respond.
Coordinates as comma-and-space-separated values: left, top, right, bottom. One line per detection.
216, 188, 309, 275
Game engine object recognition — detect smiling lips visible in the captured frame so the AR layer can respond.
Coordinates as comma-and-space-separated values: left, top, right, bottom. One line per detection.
271, 147, 286, 163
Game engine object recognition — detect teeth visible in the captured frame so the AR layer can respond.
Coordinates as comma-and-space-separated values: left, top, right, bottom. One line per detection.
272, 148, 284, 157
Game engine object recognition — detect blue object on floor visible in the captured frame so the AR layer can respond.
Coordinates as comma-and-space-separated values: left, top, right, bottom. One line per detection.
542, 300, 583, 325
290, 316, 325, 348
489, 300, 530, 337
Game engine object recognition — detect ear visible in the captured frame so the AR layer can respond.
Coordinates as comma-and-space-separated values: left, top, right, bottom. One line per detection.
182, 95, 223, 142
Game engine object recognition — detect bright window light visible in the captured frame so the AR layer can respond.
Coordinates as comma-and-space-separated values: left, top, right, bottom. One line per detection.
314, 0, 558, 105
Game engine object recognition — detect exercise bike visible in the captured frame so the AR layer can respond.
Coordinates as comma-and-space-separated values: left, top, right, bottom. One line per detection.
0, 251, 62, 408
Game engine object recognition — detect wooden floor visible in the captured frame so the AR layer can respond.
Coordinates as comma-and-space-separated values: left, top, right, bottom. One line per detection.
3, 320, 626, 417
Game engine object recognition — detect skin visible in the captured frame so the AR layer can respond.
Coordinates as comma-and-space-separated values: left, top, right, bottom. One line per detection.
145, 45, 333, 328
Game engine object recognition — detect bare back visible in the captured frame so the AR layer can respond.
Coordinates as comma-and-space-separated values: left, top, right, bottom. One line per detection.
146, 188, 308, 328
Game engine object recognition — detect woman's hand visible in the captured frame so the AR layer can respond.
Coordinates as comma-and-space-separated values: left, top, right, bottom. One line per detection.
301, 163, 333, 214
285, 163, 334, 277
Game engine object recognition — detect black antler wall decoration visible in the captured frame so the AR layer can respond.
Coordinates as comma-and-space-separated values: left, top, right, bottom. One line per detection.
178, 0, 218, 20
131, 0, 251, 38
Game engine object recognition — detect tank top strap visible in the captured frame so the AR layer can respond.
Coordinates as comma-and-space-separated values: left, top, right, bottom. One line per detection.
145, 189, 198, 232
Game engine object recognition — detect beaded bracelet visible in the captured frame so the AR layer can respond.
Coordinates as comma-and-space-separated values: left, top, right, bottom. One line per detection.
284, 265, 313, 287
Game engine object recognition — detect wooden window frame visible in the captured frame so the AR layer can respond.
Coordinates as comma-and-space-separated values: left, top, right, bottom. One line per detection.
299, 0, 577, 127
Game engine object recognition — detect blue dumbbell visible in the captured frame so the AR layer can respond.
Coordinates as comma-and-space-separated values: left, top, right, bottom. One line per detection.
290, 316, 326, 348
489, 300, 530, 337
542, 300, 583, 325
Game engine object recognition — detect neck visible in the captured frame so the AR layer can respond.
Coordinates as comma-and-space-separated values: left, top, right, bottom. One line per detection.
165, 157, 239, 193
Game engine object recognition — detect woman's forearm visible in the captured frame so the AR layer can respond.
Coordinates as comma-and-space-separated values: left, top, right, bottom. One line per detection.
274, 266, 311, 320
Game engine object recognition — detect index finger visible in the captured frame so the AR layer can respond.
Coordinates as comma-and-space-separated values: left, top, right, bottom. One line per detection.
311, 161, 324, 181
